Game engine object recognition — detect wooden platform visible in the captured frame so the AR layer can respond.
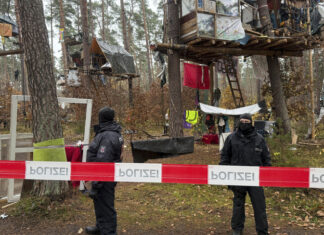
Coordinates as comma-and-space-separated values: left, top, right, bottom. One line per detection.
153, 34, 322, 65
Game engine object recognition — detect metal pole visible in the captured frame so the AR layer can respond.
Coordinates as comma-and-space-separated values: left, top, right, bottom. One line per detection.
307, 0, 316, 140
8, 96, 18, 202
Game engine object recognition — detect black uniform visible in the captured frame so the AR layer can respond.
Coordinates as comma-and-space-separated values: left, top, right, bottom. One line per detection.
220, 114, 271, 235
87, 107, 123, 235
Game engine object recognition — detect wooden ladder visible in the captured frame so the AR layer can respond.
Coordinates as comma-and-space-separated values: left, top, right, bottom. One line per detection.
223, 56, 245, 108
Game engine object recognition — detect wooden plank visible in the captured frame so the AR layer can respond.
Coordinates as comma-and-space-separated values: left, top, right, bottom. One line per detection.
188, 38, 203, 45
242, 39, 259, 48
263, 39, 288, 49
180, 11, 196, 24
274, 40, 306, 49
180, 17, 197, 33
181, 24, 197, 36
200, 39, 217, 47
250, 39, 272, 49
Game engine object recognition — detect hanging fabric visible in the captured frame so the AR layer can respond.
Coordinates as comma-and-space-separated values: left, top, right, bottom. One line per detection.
183, 63, 210, 89
185, 110, 199, 125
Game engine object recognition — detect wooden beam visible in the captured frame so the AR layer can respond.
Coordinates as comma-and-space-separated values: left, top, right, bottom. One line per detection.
273, 40, 306, 49
156, 43, 303, 57
242, 39, 259, 48
0, 49, 24, 56
263, 39, 288, 49
249, 39, 272, 49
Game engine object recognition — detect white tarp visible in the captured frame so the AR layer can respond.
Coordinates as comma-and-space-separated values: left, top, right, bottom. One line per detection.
216, 16, 245, 41
67, 70, 81, 87
199, 102, 261, 116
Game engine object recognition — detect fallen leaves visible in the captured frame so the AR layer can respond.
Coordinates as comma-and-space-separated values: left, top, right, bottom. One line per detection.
316, 210, 324, 217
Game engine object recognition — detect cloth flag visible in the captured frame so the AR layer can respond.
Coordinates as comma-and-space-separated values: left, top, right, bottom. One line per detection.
183, 63, 210, 89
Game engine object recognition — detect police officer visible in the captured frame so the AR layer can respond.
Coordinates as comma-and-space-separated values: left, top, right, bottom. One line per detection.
85, 107, 123, 235
220, 113, 271, 235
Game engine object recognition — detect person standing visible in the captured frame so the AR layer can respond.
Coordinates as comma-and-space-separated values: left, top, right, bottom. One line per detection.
217, 115, 226, 135
86, 107, 123, 235
220, 113, 271, 235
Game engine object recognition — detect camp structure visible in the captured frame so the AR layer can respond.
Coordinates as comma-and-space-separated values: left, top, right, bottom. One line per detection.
152, 0, 324, 64
68, 37, 137, 78
0, 14, 18, 37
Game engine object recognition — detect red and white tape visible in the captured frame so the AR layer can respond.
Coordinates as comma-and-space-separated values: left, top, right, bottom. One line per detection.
0, 161, 324, 188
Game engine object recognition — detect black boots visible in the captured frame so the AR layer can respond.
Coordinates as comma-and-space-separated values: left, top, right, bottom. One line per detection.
85, 225, 100, 234
232, 230, 243, 235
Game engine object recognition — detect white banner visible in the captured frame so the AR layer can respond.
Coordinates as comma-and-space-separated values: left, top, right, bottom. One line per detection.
25, 161, 71, 181
115, 163, 162, 183
208, 165, 259, 186
199, 102, 261, 116
309, 168, 324, 188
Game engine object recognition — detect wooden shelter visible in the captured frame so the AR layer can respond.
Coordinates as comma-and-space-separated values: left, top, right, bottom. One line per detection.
152, 0, 323, 64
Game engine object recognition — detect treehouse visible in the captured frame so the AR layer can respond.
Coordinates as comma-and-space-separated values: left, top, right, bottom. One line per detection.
153, 0, 324, 64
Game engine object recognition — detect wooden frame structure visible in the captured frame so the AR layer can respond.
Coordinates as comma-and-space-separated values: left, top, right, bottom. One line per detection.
5, 95, 93, 202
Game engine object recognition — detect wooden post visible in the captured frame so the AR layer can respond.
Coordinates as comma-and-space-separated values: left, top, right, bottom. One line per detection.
307, 0, 316, 140
209, 63, 214, 105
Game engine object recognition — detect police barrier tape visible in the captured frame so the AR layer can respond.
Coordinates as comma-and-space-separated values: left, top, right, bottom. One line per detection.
0, 160, 324, 188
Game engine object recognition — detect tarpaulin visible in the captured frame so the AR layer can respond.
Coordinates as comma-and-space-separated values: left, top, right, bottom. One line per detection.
216, 16, 245, 41
183, 63, 210, 89
312, 3, 324, 34
33, 138, 67, 162
92, 38, 136, 75
199, 100, 267, 116
131, 137, 195, 163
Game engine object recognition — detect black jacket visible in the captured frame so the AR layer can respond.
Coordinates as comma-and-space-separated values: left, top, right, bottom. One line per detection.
220, 128, 271, 167
86, 121, 123, 163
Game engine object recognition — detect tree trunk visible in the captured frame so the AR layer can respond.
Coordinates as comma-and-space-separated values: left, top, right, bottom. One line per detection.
257, 0, 291, 133
50, 0, 54, 65
141, 0, 153, 87
16, 0, 69, 197
167, 1, 183, 137
80, 0, 91, 89
59, 0, 68, 78
101, 0, 105, 41
89, 0, 94, 38
120, 0, 133, 106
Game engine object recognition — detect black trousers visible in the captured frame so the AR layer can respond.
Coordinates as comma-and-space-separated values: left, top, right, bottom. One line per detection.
231, 186, 268, 235
93, 182, 117, 235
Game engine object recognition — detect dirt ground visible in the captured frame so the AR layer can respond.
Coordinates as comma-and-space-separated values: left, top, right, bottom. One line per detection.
1, 141, 324, 235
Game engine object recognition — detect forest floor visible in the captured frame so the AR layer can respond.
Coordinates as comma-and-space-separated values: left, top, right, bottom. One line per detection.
1, 131, 324, 235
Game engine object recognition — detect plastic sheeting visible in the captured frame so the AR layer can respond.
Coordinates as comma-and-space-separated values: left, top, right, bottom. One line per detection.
96, 39, 136, 75
216, 0, 239, 17
197, 13, 215, 38
131, 137, 194, 163
312, 3, 324, 34
67, 70, 81, 87
216, 16, 245, 40
199, 100, 266, 116
182, 0, 195, 16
